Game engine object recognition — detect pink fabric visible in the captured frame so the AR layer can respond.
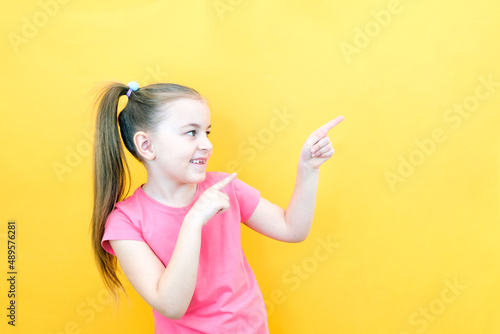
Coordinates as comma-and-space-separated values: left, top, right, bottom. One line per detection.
102, 172, 269, 334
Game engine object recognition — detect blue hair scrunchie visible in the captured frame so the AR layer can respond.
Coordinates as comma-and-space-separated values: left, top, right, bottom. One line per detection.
126, 81, 139, 97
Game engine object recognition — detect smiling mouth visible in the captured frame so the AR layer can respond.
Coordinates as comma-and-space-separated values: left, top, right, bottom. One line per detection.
190, 159, 206, 165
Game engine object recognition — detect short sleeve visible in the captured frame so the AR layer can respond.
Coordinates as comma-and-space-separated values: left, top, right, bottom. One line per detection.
101, 209, 145, 256
231, 177, 261, 223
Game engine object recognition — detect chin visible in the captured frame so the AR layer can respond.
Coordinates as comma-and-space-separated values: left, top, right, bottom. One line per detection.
191, 171, 207, 183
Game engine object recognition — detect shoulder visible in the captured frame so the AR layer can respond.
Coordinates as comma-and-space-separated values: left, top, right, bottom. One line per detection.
102, 188, 147, 254
108, 187, 146, 222
115, 186, 145, 209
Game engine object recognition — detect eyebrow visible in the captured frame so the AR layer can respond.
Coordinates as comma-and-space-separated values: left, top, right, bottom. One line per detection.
180, 123, 211, 129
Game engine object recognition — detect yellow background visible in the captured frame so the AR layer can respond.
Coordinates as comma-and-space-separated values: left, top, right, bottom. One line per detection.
1, 0, 499, 333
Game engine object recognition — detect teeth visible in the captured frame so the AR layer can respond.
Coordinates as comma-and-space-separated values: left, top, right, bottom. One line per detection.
190, 159, 205, 164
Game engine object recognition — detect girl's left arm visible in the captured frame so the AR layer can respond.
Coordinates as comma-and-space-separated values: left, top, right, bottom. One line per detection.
244, 116, 344, 243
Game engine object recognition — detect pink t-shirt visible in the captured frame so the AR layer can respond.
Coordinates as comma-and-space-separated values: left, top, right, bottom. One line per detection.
101, 172, 269, 334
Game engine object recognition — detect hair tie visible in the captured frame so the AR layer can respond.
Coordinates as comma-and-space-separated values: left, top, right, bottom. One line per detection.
126, 81, 139, 97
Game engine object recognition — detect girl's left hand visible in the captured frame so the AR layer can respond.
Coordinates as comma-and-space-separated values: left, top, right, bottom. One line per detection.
299, 115, 344, 170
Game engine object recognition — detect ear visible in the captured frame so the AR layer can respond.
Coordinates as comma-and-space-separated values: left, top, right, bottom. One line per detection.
133, 131, 155, 161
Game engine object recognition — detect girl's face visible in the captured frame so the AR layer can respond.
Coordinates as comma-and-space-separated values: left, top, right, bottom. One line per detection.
151, 98, 213, 185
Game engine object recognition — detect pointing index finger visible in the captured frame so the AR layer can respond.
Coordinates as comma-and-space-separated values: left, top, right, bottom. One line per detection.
212, 172, 237, 191
322, 115, 344, 132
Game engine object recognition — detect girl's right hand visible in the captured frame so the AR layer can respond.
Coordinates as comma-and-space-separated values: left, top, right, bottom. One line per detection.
186, 173, 238, 226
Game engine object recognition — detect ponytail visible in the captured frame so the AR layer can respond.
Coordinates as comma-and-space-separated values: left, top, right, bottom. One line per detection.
90, 81, 204, 300
91, 82, 130, 299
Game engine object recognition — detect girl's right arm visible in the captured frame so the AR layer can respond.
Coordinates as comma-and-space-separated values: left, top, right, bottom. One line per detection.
110, 217, 202, 320
109, 173, 237, 320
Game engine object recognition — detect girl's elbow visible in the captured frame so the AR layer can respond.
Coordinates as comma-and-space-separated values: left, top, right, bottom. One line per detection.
287, 230, 310, 243
156, 303, 188, 320
167, 312, 185, 321
157, 308, 185, 320
292, 234, 308, 243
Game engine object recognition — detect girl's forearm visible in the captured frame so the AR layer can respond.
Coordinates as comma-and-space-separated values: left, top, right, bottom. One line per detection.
284, 165, 320, 242
155, 217, 202, 319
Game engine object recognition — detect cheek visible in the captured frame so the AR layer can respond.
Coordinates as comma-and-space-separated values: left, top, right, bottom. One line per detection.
159, 137, 195, 159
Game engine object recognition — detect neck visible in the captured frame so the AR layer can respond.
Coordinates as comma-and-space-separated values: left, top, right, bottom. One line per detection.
142, 172, 197, 208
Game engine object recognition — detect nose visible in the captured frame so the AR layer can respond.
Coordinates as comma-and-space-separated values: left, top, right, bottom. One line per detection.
198, 134, 213, 152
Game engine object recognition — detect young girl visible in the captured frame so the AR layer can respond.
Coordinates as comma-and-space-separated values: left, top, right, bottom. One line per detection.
91, 81, 344, 333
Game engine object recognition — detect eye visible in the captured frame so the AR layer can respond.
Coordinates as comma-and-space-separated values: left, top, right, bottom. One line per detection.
186, 130, 196, 136
206, 130, 211, 137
